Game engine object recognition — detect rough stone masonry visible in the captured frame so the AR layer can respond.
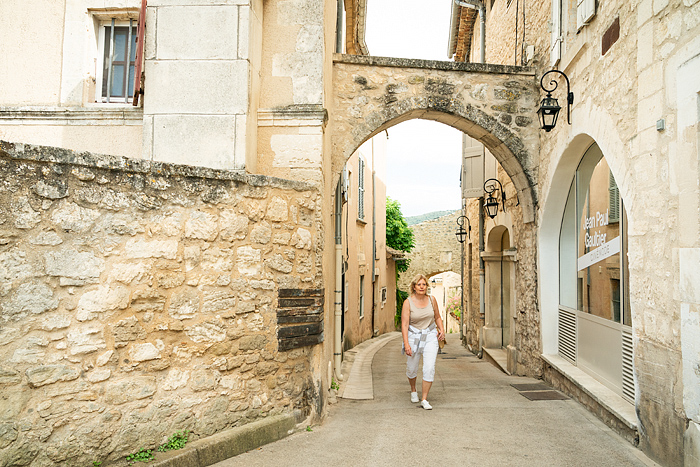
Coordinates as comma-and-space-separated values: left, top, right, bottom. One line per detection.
0, 141, 323, 466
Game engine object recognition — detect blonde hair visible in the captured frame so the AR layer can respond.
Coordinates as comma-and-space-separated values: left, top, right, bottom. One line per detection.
409, 274, 429, 295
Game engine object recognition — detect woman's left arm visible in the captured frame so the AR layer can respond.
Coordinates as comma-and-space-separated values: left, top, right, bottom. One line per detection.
430, 296, 446, 341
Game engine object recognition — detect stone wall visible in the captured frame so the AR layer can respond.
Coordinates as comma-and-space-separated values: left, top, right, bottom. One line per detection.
0, 141, 322, 466
398, 211, 463, 292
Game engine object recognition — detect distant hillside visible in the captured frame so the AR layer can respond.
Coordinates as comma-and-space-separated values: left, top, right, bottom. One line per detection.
406, 210, 457, 226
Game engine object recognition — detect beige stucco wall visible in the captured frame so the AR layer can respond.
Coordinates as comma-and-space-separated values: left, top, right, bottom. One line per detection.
341, 134, 394, 350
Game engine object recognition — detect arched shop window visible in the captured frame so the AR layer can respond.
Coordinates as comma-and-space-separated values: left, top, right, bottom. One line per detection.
559, 143, 629, 322
558, 143, 633, 400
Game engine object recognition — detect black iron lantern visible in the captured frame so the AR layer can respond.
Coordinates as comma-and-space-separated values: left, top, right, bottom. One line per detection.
537, 94, 561, 132
538, 69, 574, 132
455, 215, 471, 243
483, 178, 506, 219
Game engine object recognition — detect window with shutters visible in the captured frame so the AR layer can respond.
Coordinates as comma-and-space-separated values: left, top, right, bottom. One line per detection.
358, 156, 365, 220
609, 171, 620, 223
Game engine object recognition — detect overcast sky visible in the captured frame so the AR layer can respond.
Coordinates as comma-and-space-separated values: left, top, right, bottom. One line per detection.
365, 0, 463, 218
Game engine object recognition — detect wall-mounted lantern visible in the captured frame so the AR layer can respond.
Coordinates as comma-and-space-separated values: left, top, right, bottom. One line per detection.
538, 70, 574, 132
483, 178, 506, 219
455, 215, 472, 243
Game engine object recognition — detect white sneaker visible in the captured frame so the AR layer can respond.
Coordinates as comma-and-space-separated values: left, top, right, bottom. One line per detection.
421, 400, 432, 410
410, 392, 419, 403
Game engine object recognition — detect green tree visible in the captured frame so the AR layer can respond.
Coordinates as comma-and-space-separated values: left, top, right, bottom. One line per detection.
386, 197, 414, 273
386, 197, 415, 328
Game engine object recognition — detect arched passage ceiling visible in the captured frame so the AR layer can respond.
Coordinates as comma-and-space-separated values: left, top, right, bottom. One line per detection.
331, 54, 540, 223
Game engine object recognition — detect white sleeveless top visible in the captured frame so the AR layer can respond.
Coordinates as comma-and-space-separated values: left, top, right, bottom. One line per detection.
408, 296, 435, 330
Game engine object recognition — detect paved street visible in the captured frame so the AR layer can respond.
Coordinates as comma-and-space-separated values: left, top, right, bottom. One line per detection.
214, 333, 657, 467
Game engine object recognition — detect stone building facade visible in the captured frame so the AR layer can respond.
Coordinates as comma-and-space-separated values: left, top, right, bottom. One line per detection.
453, 0, 700, 464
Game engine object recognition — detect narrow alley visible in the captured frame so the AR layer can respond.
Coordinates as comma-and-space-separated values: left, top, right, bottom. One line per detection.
213, 334, 656, 467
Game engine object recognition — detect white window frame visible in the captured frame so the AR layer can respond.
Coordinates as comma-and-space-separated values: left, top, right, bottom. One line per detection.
94, 13, 140, 104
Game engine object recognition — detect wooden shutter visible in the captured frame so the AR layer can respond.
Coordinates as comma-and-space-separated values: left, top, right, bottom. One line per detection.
462, 134, 485, 199
132, 0, 147, 106
551, 0, 562, 66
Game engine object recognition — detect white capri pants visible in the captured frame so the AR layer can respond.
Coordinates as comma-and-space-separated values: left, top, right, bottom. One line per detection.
405, 328, 439, 382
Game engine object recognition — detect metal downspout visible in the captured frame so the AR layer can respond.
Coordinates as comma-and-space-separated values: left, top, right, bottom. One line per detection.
336, 0, 344, 53
334, 182, 344, 380
478, 196, 485, 358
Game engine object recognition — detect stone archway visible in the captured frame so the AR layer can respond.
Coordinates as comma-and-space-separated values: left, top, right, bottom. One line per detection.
331, 54, 540, 222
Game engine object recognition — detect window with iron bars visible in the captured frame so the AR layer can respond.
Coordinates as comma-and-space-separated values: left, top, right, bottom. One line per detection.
97, 19, 138, 103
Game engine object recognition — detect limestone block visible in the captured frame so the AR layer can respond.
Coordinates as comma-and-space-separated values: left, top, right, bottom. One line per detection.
45, 249, 105, 281
266, 197, 289, 221
96, 350, 114, 367
108, 263, 150, 284
149, 212, 184, 236
125, 239, 178, 260
87, 368, 111, 383
200, 248, 234, 273
155, 271, 185, 289
0, 249, 35, 294
185, 320, 227, 343
10, 348, 45, 364
145, 60, 248, 114
25, 364, 80, 388
220, 210, 249, 241
237, 246, 262, 276
33, 180, 68, 200
51, 201, 101, 233
2, 282, 58, 318
163, 369, 190, 391
238, 334, 266, 351
0, 422, 18, 449
271, 134, 322, 168
104, 376, 156, 405
112, 316, 147, 346
202, 291, 237, 313
0, 367, 22, 385
266, 254, 293, 273
12, 196, 40, 229
272, 232, 291, 244
151, 115, 239, 170
250, 280, 275, 290
67, 326, 106, 355
76, 286, 129, 321
250, 223, 272, 244
680, 249, 700, 304
130, 288, 167, 313
637, 22, 654, 71
156, 6, 239, 60
129, 342, 162, 362
29, 231, 63, 246
186, 211, 219, 241
40, 314, 71, 331
191, 369, 219, 392
291, 228, 312, 249
169, 288, 200, 319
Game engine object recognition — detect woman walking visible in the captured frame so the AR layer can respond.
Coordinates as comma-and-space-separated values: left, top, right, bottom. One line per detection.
401, 274, 445, 409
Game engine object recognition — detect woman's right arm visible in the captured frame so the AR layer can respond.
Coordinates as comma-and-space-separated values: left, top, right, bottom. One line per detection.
401, 298, 412, 356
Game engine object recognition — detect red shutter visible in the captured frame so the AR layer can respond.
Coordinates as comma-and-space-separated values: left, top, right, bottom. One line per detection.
132, 0, 147, 106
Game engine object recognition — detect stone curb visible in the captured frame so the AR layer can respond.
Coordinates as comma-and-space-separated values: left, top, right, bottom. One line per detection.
132, 414, 296, 467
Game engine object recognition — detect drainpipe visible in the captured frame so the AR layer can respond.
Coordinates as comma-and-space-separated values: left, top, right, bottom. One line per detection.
478, 196, 485, 358
334, 182, 344, 380
335, 0, 344, 53
450, 0, 486, 64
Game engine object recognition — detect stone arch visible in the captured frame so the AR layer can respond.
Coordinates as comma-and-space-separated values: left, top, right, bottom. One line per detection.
332, 55, 540, 223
